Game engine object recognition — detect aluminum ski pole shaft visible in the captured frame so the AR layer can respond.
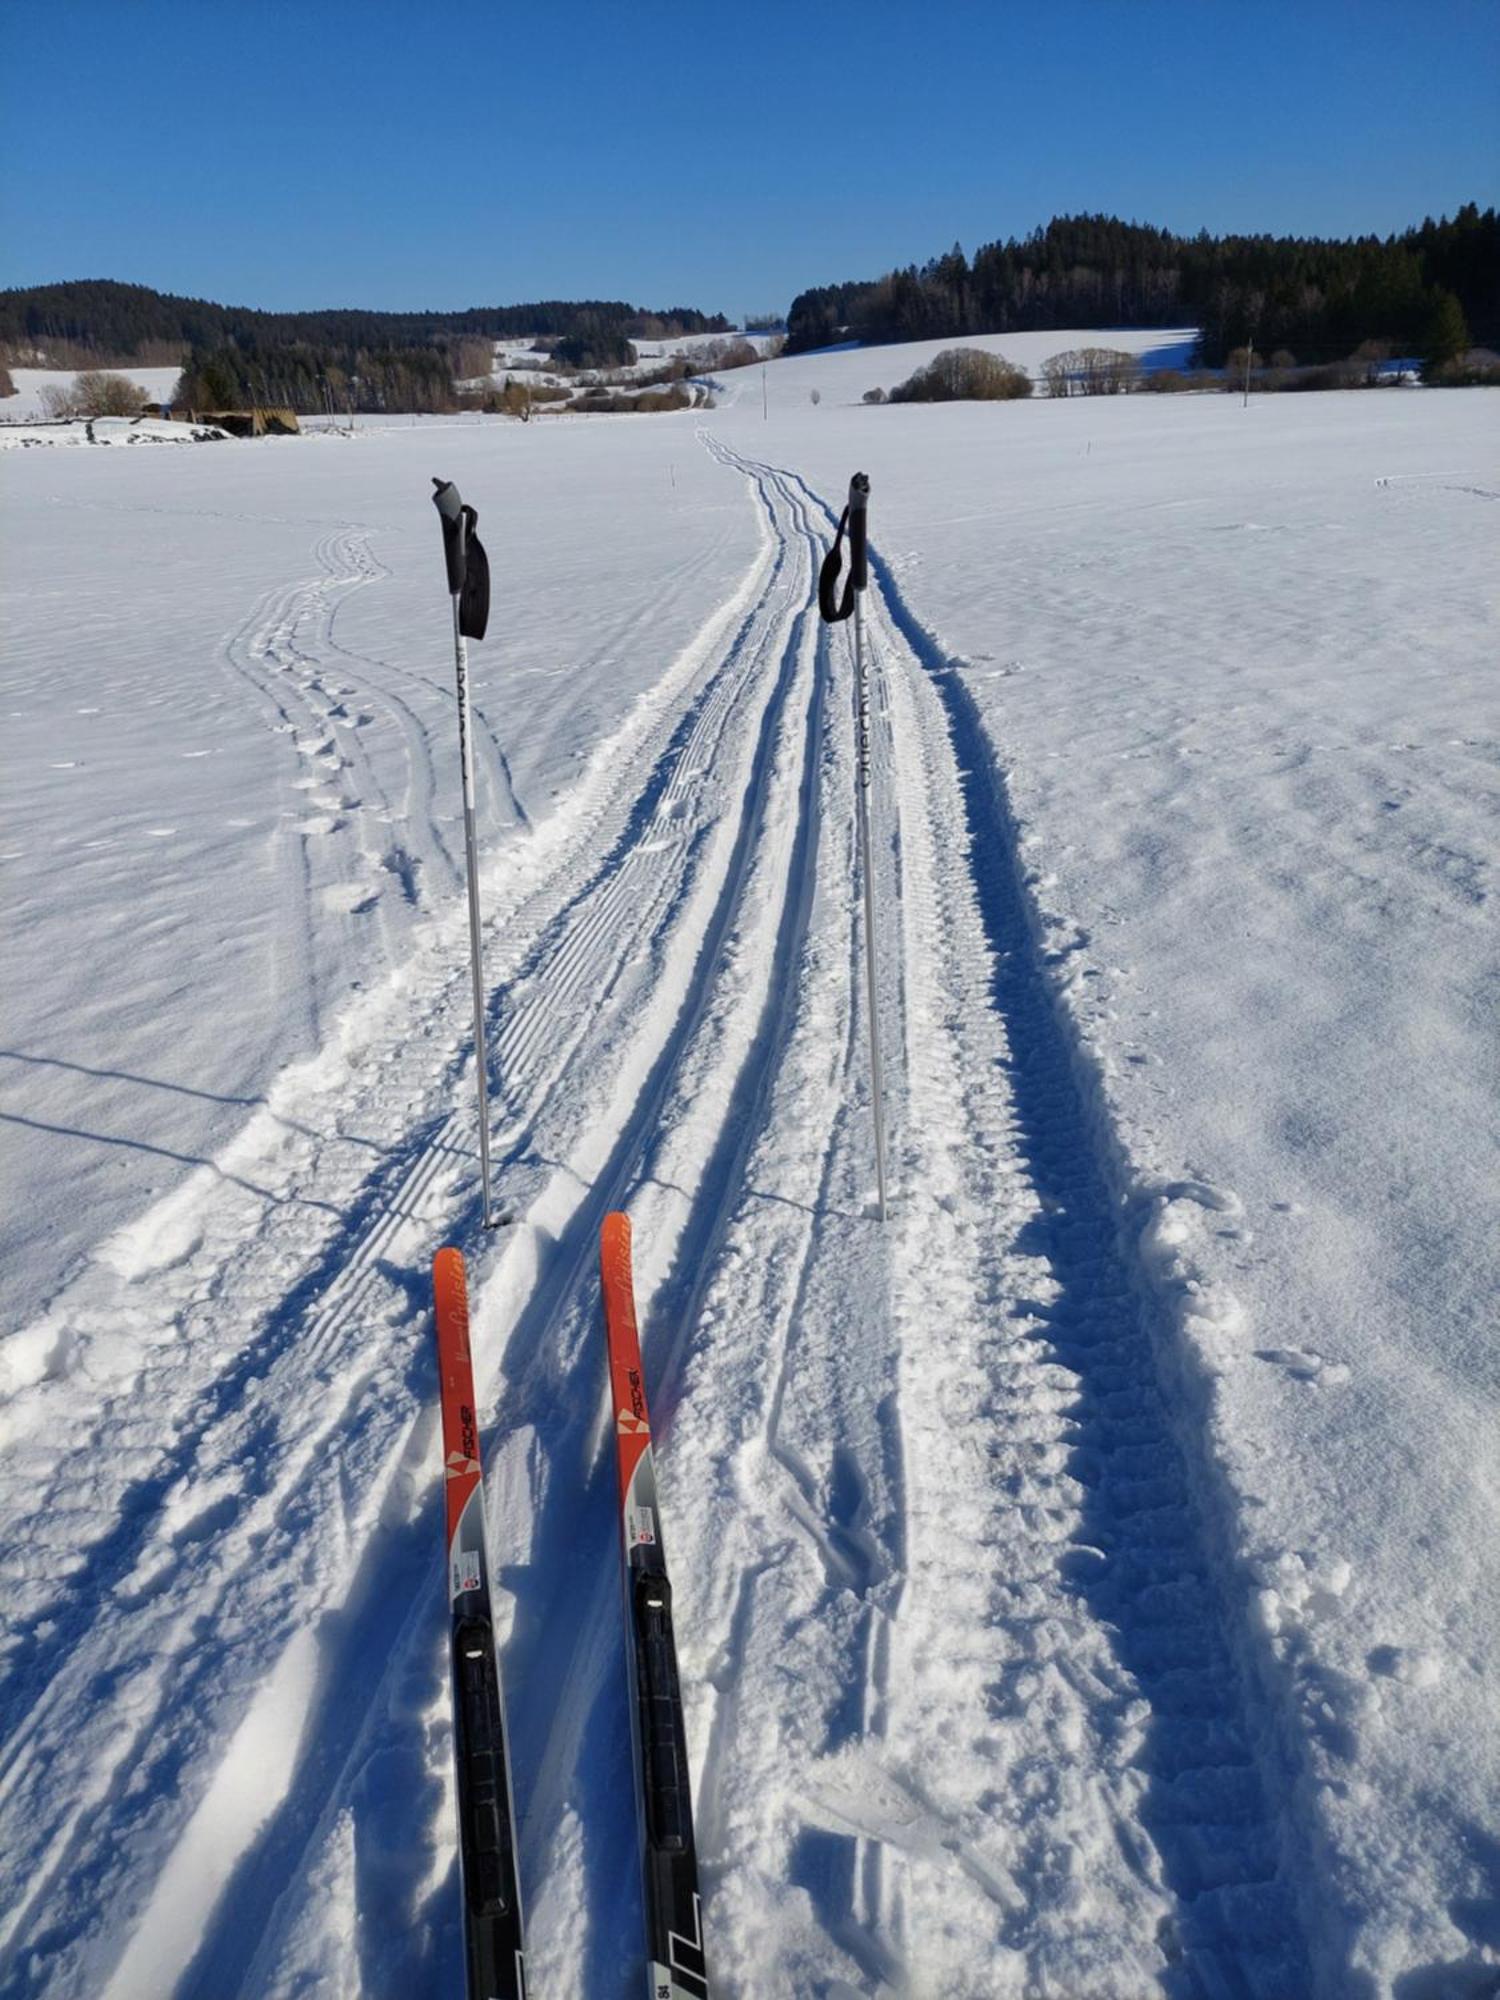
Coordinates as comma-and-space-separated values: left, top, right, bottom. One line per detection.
817, 470, 888, 1220
452, 597, 498, 1229
851, 586, 889, 1223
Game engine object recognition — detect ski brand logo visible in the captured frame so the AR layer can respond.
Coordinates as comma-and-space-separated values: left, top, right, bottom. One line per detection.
666, 1895, 709, 1997
617, 1409, 649, 1437
626, 1365, 647, 1424
445, 1449, 480, 1478
459, 1401, 478, 1463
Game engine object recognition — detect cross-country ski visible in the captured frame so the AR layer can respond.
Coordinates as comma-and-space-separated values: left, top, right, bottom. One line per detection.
599, 1213, 709, 2000
433, 1247, 527, 2000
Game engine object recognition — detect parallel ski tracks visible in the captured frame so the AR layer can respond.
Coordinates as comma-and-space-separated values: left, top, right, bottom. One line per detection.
1, 440, 1313, 2000
654, 446, 1310, 1996
0, 455, 833, 1999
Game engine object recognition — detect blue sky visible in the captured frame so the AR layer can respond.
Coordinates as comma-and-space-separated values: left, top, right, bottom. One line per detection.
3, 0, 1495, 317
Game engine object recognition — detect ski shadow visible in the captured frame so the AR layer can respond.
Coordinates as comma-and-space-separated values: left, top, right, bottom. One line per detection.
172, 1503, 451, 2000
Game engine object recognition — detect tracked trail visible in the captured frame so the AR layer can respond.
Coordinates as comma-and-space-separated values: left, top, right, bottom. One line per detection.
637, 446, 1310, 1997
1, 440, 1310, 2000
0, 456, 838, 2000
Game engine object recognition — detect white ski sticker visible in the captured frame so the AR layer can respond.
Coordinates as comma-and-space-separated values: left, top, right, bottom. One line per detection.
627, 1506, 657, 1547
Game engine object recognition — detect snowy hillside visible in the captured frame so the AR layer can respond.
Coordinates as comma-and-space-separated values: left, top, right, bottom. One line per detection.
712, 325, 1197, 405
1, 353, 1497, 1998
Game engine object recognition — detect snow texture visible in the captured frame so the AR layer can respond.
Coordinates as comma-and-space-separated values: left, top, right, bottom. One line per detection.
1, 344, 1497, 2000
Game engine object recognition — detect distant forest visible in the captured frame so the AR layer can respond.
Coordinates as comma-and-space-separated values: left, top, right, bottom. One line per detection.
787, 207, 1499, 366
0, 280, 728, 359
0, 280, 731, 411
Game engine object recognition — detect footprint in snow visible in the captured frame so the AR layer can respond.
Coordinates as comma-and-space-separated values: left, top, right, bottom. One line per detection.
321, 883, 380, 916
1254, 1347, 1350, 1386
1367, 1645, 1442, 1688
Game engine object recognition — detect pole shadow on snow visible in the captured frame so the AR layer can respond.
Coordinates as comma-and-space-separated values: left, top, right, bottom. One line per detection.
854, 531, 1313, 1994
0, 1047, 385, 1154
0, 1110, 344, 1214
0, 1047, 262, 1108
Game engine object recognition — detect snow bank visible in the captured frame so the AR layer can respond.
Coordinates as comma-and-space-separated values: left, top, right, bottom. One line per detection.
0, 416, 228, 449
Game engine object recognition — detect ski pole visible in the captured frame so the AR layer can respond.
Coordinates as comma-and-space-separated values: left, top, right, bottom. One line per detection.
819, 472, 889, 1222
432, 478, 502, 1231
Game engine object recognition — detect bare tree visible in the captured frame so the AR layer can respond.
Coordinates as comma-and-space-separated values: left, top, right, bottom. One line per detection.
38, 381, 82, 418
41, 371, 150, 418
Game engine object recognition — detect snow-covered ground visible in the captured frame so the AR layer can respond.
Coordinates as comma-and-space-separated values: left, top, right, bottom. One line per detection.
0, 416, 229, 450
1, 347, 1496, 1999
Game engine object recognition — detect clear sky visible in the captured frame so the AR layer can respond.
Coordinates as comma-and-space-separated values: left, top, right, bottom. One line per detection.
3, 0, 1495, 319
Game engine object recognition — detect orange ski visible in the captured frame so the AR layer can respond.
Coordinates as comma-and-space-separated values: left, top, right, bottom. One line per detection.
432, 1247, 526, 1999
599, 1213, 708, 1999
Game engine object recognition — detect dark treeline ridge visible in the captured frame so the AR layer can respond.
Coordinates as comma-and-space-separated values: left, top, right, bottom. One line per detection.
175, 342, 459, 414
787, 207, 1498, 366
0, 280, 730, 409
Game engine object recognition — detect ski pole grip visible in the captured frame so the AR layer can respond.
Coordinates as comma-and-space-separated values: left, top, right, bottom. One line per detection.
847, 472, 869, 592
433, 478, 467, 596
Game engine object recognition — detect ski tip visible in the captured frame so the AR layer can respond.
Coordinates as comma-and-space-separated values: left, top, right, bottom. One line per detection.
599, 1213, 636, 1321
432, 1245, 468, 1306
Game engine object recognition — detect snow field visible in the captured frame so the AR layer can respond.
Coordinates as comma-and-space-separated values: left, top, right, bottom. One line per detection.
0, 419, 753, 1326
0, 366, 1496, 1997
725, 380, 1500, 1991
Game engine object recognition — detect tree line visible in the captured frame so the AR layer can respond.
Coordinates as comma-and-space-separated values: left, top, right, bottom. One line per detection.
174, 341, 458, 414
0, 279, 730, 409
0, 279, 729, 360
787, 207, 1497, 367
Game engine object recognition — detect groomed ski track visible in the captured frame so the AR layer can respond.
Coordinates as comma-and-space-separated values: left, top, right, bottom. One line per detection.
0, 439, 1311, 1998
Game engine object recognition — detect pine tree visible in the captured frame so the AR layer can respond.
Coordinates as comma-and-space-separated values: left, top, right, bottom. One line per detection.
1422, 290, 1470, 377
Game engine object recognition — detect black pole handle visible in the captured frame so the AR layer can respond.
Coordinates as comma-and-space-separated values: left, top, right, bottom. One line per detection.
818, 471, 870, 623
847, 472, 869, 592
434, 478, 491, 640
433, 477, 467, 596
